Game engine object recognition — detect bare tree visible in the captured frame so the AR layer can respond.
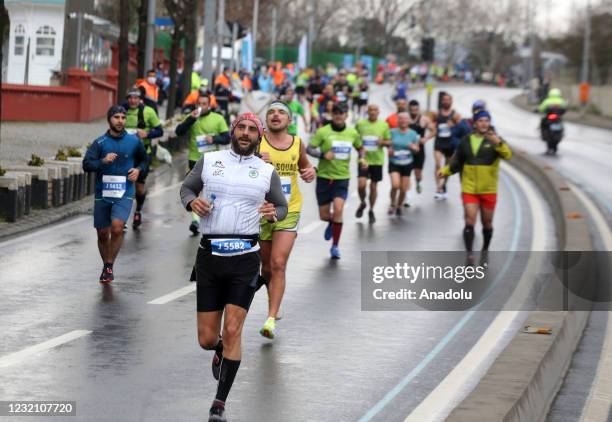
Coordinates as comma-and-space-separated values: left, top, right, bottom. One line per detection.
137, 0, 148, 77
180, 0, 198, 105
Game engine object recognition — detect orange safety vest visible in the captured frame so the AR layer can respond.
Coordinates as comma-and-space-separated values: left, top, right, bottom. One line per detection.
136, 79, 159, 101
182, 90, 218, 108
214, 74, 230, 89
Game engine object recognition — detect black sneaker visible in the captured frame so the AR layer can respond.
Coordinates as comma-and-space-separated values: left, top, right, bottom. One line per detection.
212, 339, 223, 380
355, 202, 366, 218
368, 210, 376, 224
132, 212, 142, 229
396, 207, 402, 216
189, 221, 199, 235
208, 405, 226, 422
100, 267, 114, 283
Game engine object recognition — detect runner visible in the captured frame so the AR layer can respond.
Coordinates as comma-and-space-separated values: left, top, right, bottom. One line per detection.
385, 98, 408, 129
83, 105, 147, 283
431, 92, 462, 200
407, 99, 434, 196
388, 112, 420, 216
176, 94, 230, 235
257, 101, 316, 339
180, 113, 288, 422
123, 88, 164, 229
355, 104, 391, 224
280, 86, 308, 136
438, 110, 512, 257
307, 103, 367, 259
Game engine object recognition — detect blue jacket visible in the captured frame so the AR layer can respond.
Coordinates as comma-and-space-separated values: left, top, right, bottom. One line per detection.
83, 130, 147, 201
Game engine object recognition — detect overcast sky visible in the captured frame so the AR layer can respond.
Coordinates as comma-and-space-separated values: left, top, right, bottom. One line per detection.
534, 0, 610, 35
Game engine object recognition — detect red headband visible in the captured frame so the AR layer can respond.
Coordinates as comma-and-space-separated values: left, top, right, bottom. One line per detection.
231, 113, 263, 137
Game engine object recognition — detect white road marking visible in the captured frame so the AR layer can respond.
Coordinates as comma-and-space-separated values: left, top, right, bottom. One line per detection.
0, 330, 92, 369
404, 163, 548, 422
298, 221, 324, 234
148, 284, 196, 305
570, 182, 612, 422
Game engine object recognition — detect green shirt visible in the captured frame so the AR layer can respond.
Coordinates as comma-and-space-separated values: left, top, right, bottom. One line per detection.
288, 101, 305, 136
186, 111, 229, 162
125, 105, 161, 152
470, 134, 484, 156
355, 119, 391, 166
310, 124, 362, 180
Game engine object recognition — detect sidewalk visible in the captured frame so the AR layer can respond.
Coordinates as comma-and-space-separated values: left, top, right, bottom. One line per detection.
511, 93, 612, 131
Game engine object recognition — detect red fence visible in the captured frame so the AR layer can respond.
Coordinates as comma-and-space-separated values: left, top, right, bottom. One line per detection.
1, 68, 118, 122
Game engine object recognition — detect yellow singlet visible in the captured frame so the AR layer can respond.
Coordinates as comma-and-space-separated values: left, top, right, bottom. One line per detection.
259, 135, 303, 213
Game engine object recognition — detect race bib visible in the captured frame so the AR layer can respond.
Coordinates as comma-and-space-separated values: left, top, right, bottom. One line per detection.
210, 239, 253, 256
336, 91, 347, 102
102, 175, 127, 199
280, 176, 292, 200
196, 134, 216, 153
362, 135, 379, 152
126, 128, 138, 135
331, 140, 352, 160
392, 149, 413, 165
359, 92, 368, 100
438, 123, 451, 138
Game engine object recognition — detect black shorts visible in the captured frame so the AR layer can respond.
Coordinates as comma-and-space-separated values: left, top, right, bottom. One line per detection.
413, 146, 425, 170
355, 98, 368, 107
389, 162, 414, 177
434, 139, 455, 158
136, 155, 152, 183
358, 164, 383, 182
295, 86, 306, 95
315, 177, 349, 206
195, 244, 261, 312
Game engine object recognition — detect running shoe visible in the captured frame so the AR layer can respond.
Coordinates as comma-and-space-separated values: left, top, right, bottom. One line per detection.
189, 221, 199, 236
403, 201, 410, 208
355, 202, 366, 218
387, 206, 395, 216
330, 245, 341, 259
212, 340, 223, 380
100, 267, 114, 283
434, 191, 442, 200
396, 207, 403, 216
416, 182, 422, 194
368, 210, 376, 224
208, 405, 226, 422
132, 212, 142, 229
324, 222, 333, 241
259, 317, 276, 339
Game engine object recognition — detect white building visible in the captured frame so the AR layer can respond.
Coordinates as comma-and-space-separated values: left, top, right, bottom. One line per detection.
5, 0, 65, 86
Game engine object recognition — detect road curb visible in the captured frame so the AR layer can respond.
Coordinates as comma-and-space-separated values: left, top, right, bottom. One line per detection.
447, 149, 594, 422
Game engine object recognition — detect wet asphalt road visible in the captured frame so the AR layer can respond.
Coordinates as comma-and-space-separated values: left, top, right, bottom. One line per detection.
0, 86, 556, 422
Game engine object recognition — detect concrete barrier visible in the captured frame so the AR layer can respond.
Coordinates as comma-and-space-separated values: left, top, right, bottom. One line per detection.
44, 161, 74, 205
448, 149, 594, 422
0, 172, 29, 222
67, 157, 87, 199
5, 172, 32, 216
4, 166, 50, 209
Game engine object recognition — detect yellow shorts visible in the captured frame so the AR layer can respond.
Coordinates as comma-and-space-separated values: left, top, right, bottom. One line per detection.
260, 212, 300, 241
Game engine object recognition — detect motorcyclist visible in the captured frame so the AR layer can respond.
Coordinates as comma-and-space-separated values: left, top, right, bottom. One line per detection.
537, 88, 568, 154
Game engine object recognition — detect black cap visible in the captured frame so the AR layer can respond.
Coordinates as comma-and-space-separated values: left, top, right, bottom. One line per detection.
107, 105, 127, 121
332, 103, 348, 114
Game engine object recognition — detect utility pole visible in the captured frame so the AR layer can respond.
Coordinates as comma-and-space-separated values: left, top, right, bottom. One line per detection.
252, 0, 259, 68
270, 7, 277, 63
202, 0, 216, 83
217, 0, 226, 73
144, 0, 156, 71
307, 0, 314, 66
231, 22, 238, 71
425, 0, 434, 112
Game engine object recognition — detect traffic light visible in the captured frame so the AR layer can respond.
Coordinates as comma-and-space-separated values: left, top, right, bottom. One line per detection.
421, 37, 435, 62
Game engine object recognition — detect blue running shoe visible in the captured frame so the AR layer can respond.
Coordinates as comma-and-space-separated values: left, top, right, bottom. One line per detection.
330, 245, 341, 259
324, 222, 333, 241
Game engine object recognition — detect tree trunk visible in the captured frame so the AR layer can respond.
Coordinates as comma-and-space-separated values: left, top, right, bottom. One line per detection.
137, 0, 148, 77
118, 0, 130, 101
166, 26, 181, 120
180, 0, 197, 104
